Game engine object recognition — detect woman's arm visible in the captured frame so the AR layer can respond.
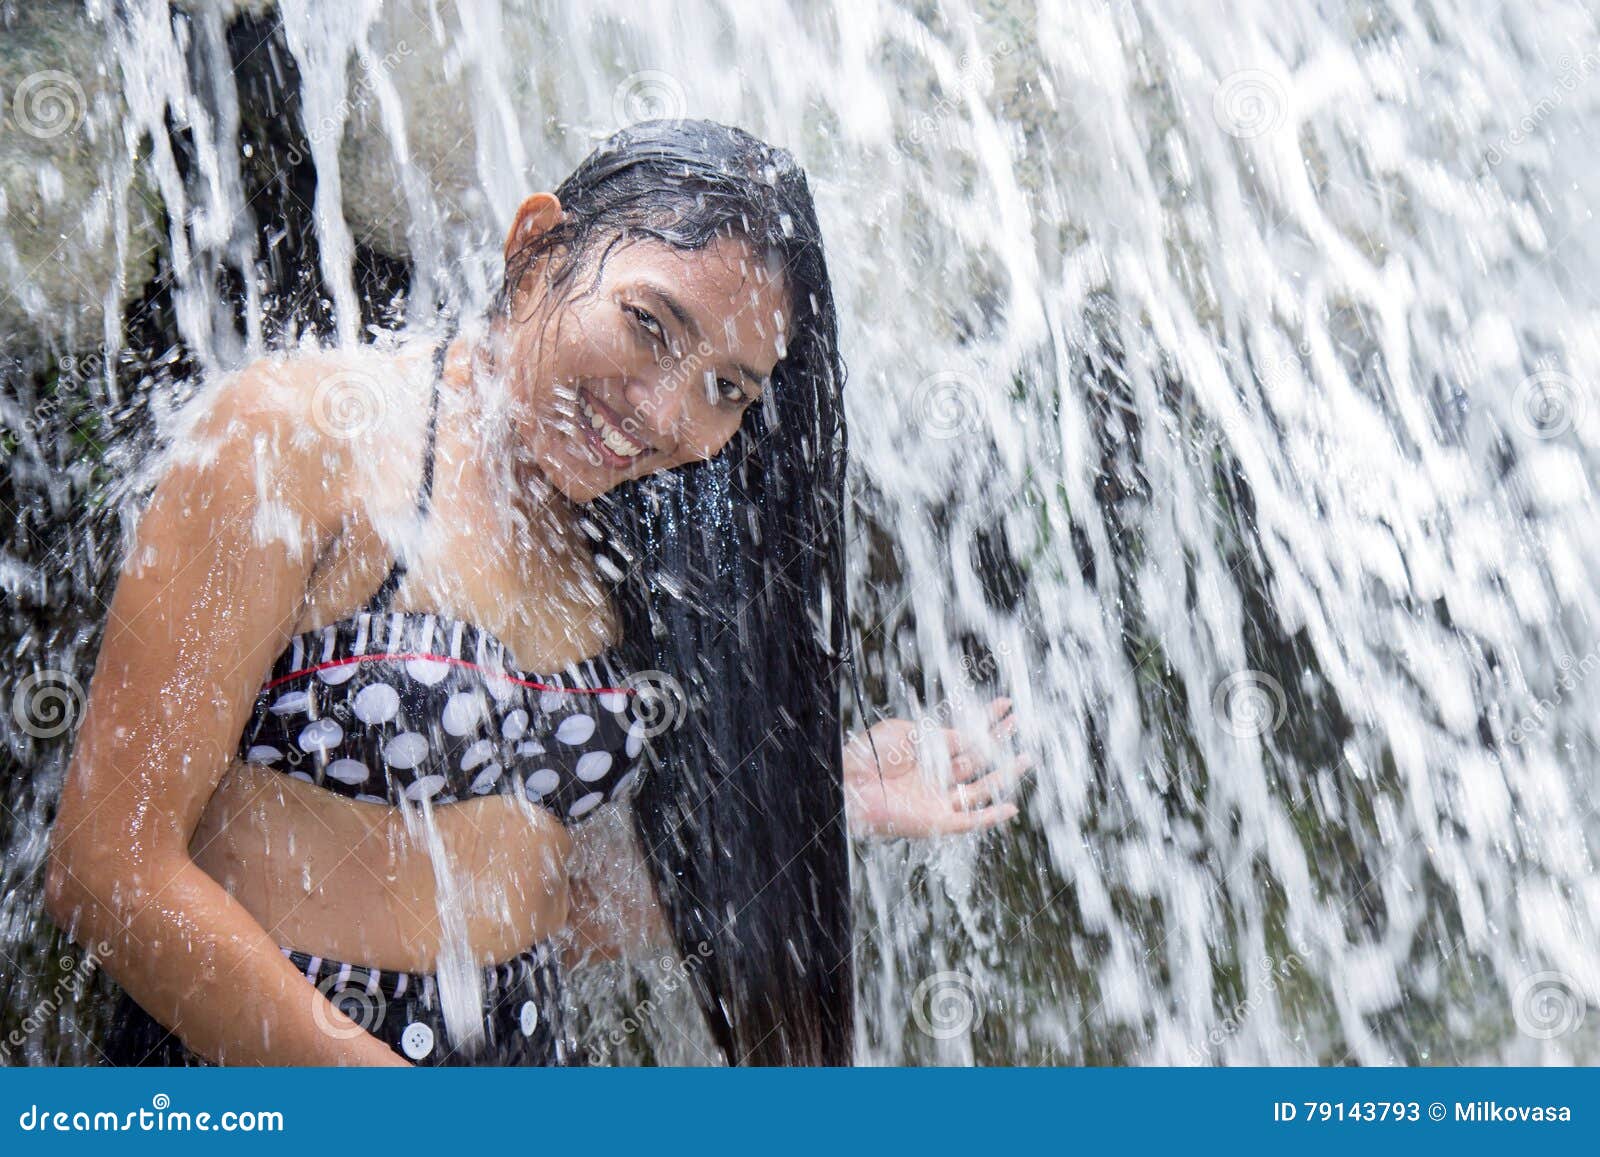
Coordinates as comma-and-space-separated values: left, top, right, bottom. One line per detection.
44, 358, 408, 1067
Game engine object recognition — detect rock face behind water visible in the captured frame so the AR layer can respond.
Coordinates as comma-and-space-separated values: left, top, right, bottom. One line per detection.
333, 3, 520, 263
0, 5, 160, 355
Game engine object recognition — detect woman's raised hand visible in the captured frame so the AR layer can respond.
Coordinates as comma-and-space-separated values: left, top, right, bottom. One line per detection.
843, 696, 1034, 840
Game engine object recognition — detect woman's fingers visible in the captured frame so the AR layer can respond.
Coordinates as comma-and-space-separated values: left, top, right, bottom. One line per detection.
942, 728, 985, 782
948, 698, 1022, 782
931, 697, 1024, 788
955, 698, 1019, 759
949, 747, 983, 783
951, 754, 1034, 809
941, 801, 1020, 834
990, 697, 1020, 739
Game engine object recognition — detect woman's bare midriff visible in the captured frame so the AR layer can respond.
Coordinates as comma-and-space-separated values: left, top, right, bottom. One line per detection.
189, 759, 573, 974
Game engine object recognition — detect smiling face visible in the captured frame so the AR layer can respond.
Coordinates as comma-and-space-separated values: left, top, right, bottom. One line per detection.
496, 194, 792, 505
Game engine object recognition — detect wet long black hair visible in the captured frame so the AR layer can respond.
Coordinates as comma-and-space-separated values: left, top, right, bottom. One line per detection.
496, 120, 860, 1065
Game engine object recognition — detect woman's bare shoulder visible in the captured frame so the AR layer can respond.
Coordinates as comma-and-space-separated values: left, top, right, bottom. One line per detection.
160, 338, 439, 527
181, 339, 432, 433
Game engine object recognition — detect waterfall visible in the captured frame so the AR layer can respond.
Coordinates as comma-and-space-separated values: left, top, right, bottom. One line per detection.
2, 0, 1597, 1065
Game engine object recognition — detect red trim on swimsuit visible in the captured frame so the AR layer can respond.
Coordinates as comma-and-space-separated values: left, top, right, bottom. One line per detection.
261, 651, 639, 695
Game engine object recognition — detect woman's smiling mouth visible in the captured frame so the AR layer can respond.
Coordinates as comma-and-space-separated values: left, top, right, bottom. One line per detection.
577, 385, 653, 467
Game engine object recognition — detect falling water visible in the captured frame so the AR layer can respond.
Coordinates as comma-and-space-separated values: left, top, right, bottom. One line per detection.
3, 0, 1599, 1065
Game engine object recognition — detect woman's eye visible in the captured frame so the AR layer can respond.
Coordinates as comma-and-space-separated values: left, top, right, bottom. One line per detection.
625, 304, 667, 346
703, 371, 747, 405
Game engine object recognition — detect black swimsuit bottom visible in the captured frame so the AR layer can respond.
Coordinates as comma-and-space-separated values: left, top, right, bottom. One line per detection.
102, 944, 575, 1067
100, 339, 646, 1066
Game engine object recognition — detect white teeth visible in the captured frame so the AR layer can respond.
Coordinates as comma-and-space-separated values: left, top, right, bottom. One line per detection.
579, 396, 645, 458
603, 427, 637, 456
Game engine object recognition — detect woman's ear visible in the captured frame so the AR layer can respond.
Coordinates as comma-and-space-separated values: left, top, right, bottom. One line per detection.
505, 192, 563, 262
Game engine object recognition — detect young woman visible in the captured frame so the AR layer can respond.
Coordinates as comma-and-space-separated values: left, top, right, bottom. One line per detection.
44, 120, 1030, 1067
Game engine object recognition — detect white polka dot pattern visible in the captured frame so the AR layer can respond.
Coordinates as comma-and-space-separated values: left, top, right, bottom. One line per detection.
325, 758, 371, 785
278, 939, 567, 1066
353, 683, 399, 723
239, 610, 651, 823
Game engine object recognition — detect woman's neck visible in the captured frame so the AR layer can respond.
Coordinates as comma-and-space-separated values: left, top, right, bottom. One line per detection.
448, 330, 590, 588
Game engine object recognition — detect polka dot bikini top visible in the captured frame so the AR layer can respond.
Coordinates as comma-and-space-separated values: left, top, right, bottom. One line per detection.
235, 341, 648, 824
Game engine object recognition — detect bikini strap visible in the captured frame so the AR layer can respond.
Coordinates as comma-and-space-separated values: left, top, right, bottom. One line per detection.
363, 339, 448, 616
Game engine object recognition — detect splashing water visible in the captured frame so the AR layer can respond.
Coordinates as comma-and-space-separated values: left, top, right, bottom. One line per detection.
3, 0, 1599, 1065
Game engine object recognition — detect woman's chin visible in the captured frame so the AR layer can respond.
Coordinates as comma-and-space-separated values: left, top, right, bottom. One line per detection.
527, 426, 660, 504
532, 450, 614, 505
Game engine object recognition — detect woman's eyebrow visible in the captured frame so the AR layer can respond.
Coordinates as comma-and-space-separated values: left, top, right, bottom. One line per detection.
640, 283, 702, 343
641, 283, 768, 389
